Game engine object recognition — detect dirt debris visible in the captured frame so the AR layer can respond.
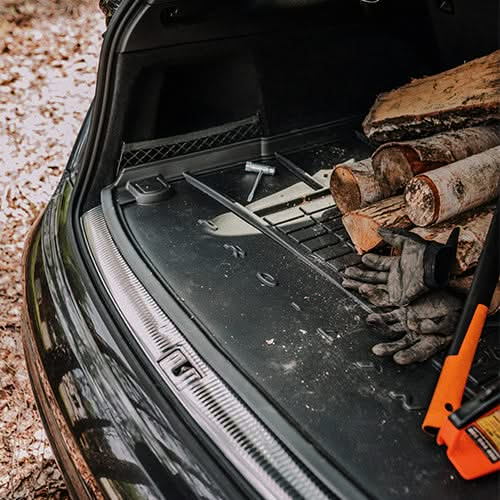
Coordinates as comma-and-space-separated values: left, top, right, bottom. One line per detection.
0, 1, 104, 497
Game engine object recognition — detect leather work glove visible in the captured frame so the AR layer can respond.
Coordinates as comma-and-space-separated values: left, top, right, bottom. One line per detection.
366, 291, 463, 365
342, 227, 459, 307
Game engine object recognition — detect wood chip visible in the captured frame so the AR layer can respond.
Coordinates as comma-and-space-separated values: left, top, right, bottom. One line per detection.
0, 2, 104, 498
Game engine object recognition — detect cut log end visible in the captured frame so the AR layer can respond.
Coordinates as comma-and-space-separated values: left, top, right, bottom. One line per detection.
342, 195, 412, 253
342, 214, 381, 254
329, 167, 362, 214
330, 159, 384, 214
373, 147, 415, 195
404, 175, 438, 226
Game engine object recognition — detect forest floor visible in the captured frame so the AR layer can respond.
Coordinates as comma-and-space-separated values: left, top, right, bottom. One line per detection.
0, 1, 104, 497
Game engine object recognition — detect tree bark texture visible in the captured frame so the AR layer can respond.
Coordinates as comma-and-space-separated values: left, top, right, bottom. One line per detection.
362, 50, 500, 143
411, 205, 495, 274
404, 146, 500, 226
371, 125, 500, 196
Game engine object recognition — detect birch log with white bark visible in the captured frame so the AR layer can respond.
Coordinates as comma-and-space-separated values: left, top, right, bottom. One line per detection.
371, 125, 500, 196
404, 146, 500, 226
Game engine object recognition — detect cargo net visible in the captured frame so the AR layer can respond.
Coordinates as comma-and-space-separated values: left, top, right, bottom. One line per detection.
119, 116, 262, 169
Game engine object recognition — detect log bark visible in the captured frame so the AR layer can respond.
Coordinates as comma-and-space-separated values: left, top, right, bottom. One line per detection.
329, 159, 384, 214
371, 125, 500, 196
342, 195, 412, 254
362, 50, 500, 143
411, 205, 495, 274
404, 146, 500, 226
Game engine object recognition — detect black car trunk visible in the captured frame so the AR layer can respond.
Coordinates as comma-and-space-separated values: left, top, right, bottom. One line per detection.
92, 1, 499, 498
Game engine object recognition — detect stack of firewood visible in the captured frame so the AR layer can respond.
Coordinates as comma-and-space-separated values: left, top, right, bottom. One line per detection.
330, 50, 500, 299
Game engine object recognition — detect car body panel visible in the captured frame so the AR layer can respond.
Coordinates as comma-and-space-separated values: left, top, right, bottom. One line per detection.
22, 167, 246, 500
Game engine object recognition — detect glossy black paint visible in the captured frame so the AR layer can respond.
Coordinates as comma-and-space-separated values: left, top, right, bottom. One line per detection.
22, 142, 247, 500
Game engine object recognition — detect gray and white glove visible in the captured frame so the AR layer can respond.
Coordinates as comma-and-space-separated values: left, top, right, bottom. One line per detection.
343, 227, 459, 307
366, 291, 462, 365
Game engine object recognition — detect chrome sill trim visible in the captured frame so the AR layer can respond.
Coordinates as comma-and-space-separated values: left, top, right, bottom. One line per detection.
82, 207, 330, 500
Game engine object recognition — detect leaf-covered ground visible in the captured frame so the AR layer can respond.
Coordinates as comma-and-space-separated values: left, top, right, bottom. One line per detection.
0, 1, 104, 497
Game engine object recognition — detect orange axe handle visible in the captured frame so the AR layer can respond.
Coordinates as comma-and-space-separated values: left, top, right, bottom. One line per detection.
422, 199, 499, 435
422, 304, 489, 434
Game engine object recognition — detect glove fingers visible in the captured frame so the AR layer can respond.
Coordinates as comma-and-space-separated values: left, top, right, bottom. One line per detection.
378, 322, 407, 338
344, 266, 388, 284
361, 253, 396, 271
418, 318, 448, 335
393, 335, 452, 365
342, 279, 392, 307
366, 312, 405, 338
371, 333, 417, 357
377, 227, 408, 249
342, 278, 364, 292
367, 308, 405, 326
387, 322, 407, 334
359, 284, 391, 307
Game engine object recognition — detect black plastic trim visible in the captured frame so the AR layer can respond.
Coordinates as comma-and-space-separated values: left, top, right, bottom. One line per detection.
114, 116, 361, 188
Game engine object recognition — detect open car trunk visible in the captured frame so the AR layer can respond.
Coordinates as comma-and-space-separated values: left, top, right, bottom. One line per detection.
91, 2, 499, 498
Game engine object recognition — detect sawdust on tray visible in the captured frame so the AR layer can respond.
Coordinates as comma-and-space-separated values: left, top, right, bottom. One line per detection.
0, 1, 104, 497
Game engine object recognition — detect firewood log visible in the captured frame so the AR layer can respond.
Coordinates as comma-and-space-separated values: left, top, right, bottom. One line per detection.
411, 206, 494, 274
363, 50, 500, 143
329, 159, 384, 214
371, 125, 500, 196
342, 195, 411, 254
404, 146, 500, 226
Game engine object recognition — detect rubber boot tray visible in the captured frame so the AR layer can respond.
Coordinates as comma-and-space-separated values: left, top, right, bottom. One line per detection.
113, 142, 498, 500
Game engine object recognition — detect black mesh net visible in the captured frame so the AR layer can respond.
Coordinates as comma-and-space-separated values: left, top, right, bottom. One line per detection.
119, 118, 262, 169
